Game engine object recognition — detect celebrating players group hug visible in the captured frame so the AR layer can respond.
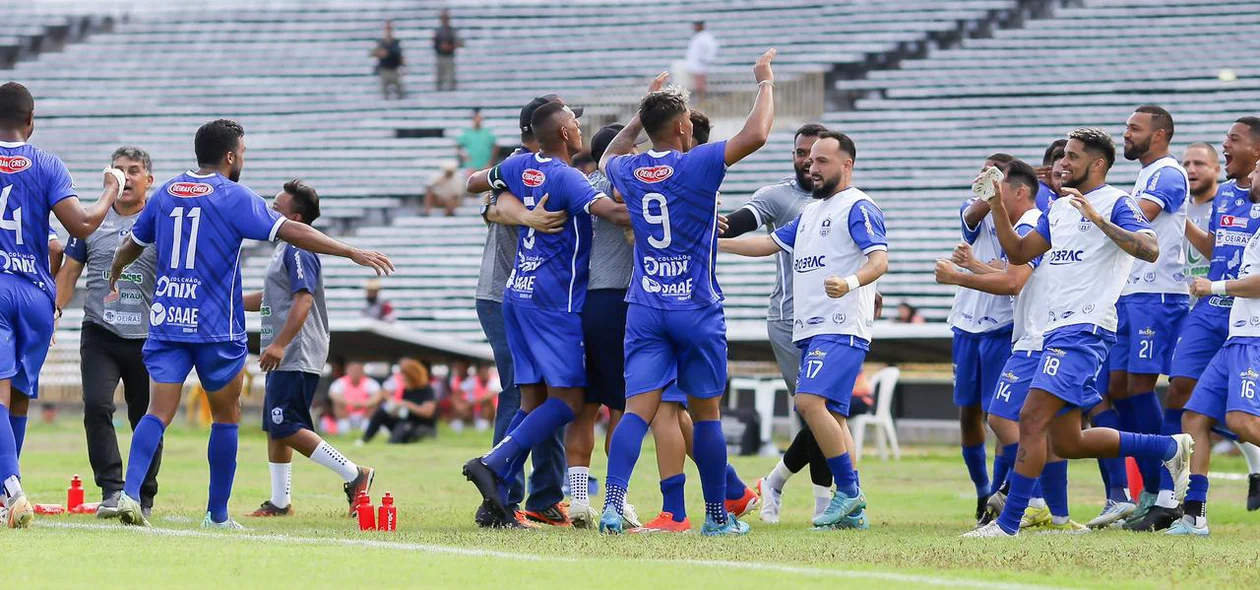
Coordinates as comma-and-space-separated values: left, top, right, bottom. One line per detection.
0, 46, 1255, 538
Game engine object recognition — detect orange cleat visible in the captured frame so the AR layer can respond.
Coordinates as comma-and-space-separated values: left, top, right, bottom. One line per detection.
515, 511, 542, 529
725, 487, 760, 518
629, 512, 692, 533
524, 502, 572, 527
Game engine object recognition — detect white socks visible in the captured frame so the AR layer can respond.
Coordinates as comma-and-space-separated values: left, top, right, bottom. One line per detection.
1155, 488, 1179, 509
1029, 497, 1047, 509
1238, 442, 1260, 474
269, 462, 292, 509
311, 441, 359, 482
2, 475, 22, 505
812, 484, 832, 517
766, 460, 792, 493
569, 466, 589, 506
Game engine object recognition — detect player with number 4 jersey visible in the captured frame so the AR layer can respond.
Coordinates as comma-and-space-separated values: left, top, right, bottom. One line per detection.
108, 119, 392, 529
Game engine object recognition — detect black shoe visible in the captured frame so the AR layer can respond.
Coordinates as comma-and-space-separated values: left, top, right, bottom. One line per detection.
96, 491, 122, 519
490, 510, 530, 529
475, 500, 497, 528
1123, 505, 1181, 532
1248, 474, 1260, 512
975, 495, 990, 523
978, 491, 1004, 527
463, 458, 507, 519
343, 466, 375, 517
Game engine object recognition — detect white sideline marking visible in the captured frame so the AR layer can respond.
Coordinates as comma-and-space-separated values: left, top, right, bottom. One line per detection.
43, 522, 1063, 590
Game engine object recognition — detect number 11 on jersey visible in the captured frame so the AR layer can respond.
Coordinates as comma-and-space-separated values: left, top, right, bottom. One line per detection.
169, 206, 202, 270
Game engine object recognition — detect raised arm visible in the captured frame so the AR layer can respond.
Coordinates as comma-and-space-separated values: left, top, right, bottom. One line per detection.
718, 235, 782, 257
276, 222, 394, 276
53, 168, 123, 240
1185, 218, 1213, 258
724, 49, 776, 166
1064, 188, 1158, 263
466, 167, 493, 194
599, 72, 670, 174
986, 180, 1050, 266
590, 197, 631, 227
962, 199, 991, 229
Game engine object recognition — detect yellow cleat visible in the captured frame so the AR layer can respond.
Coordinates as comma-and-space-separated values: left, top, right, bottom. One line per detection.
1020, 505, 1052, 529
1040, 519, 1090, 534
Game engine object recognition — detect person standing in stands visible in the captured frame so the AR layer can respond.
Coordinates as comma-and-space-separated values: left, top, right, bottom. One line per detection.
55, 146, 162, 520
372, 20, 405, 100
432, 9, 463, 91
457, 109, 498, 173
683, 21, 719, 102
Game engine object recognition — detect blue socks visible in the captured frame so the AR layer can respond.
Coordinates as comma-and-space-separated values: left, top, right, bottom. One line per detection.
497, 411, 527, 502
1118, 432, 1178, 462
1091, 409, 1129, 502
1128, 392, 1164, 493
604, 412, 650, 513
961, 443, 990, 497
0, 404, 18, 485
724, 463, 746, 501
124, 415, 166, 500
693, 420, 729, 525
207, 423, 238, 523
1040, 460, 1069, 518
998, 471, 1036, 534
661, 474, 686, 521
483, 399, 574, 480
9, 415, 26, 458
992, 443, 1017, 495
1162, 408, 1184, 436
1185, 474, 1209, 519
826, 452, 859, 497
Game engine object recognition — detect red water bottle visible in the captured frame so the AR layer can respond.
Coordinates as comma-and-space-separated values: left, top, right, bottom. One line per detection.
67, 475, 84, 511
355, 490, 376, 530
377, 492, 396, 532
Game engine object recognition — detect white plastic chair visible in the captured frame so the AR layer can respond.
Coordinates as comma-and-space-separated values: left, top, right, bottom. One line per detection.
851, 366, 901, 461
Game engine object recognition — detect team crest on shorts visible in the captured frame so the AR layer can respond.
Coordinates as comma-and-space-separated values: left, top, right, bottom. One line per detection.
820, 216, 833, 237
271, 408, 284, 425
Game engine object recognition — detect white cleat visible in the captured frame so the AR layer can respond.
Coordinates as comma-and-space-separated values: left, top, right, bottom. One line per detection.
1165, 434, 1195, 502
621, 502, 643, 529
1086, 500, 1136, 529
200, 512, 247, 530
117, 493, 150, 527
4, 494, 34, 529
569, 500, 600, 529
962, 521, 1017, 538
757, 478, 781, 524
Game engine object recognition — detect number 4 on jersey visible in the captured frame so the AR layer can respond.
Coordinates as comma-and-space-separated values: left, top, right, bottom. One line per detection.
0, 185, 24, 245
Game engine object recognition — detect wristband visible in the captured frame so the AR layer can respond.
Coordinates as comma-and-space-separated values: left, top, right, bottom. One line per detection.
1211, 280, 1228, 296
758, 80, 774, 88
843, 275, 861, 292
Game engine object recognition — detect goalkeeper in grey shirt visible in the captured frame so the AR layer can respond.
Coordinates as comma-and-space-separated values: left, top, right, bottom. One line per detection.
719, 123, 846, 522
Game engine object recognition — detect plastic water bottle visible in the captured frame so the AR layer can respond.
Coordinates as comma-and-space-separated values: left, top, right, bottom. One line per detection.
355, 491, 376, 530
67, 475, 84, 511
377, 492, 397, 531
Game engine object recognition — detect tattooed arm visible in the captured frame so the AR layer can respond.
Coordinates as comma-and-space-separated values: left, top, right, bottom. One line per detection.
1064, 188, 1159, 263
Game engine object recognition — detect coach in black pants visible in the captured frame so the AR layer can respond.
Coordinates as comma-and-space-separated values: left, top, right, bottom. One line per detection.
55, 146, 162, 517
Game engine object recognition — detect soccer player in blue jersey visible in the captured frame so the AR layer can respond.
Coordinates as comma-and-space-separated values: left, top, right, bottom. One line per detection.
460, 99, 631, 529
965, 128, 1193, 537
0, 82, 127, 528
108, 119, 393, 528
1034, 139, 1067, 212
593, 49, 776, 536
1130, 117, 1260, 530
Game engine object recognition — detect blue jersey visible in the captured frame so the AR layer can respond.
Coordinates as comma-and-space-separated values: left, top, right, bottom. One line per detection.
605, 141, 727, 310
1197, 180, 1260, 314
489, 151, 606, 312
131, 171, 285, 343
0, 141, 76, 301
1035, 181, 1056, 212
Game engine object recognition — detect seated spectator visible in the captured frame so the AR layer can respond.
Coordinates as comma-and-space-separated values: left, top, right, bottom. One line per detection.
328, 362, 384, 433
361, 279, 397, 322
895, 302, 925, 324
440, 359, 472, 431
424, 160, 463, 217
459, 363, 500, 431
361, 358, 438, 444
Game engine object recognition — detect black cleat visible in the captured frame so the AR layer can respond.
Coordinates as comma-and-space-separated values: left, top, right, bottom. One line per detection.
978, 491, 1004, 527
475, 500, 499, 528
1248, 474, 1260, 512
343, 466, 375, 517
975, 495, 990, 524
463, 458, 508, 520
1123, 505, 1181, 532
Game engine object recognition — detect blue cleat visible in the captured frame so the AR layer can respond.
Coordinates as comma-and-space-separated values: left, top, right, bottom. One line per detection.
811, 508, 869, 531
1166, 517, 1209, 536
700, 512, 750, 536
812, 488, 866, 527
598, 506, 624, 534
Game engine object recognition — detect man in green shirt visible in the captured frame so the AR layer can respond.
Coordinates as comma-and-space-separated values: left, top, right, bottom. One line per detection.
457, 108, 497, 171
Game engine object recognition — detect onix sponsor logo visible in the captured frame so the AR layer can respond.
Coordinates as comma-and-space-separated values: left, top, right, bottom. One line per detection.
155, 276, 200, 299
167, 182, 214, 197
0, 251, 38, 274
633, 165, 673, 184
1046, 249, 1084, 265
0, 155, 32, 174
522, 169, 546, 187
793, 255, 826, 274
643, 255, 690, 278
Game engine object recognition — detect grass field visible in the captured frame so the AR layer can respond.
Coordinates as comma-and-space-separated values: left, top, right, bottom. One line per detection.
8, 420, 1260, 589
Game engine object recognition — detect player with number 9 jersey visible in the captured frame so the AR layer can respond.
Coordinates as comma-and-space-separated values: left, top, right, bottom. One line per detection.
606, 140, 728, 398
129, 170, 285, 390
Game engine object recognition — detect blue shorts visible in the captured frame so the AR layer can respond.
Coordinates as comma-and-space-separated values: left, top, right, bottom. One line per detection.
142, 338, 248, 392
581, 289, 627, 411
1169, 305, 1230, 381
988, 351, 1041, 422
1110, 294, 1189, 375
262, 370, 320, 439
0, 276, 54, 399
1185, 339, 1260, 424
624, 302, 727, 399
662, 384, 688, 405
951, 326, 1013, 411
1031, 326, 1115, 411
503, 299, 586, 388
795, 334, 869, 417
